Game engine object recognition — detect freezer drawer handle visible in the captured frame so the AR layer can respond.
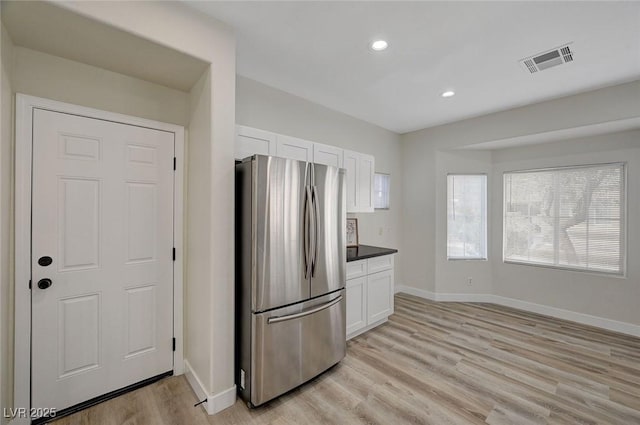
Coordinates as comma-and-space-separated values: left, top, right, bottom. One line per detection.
267, 296, 343, 324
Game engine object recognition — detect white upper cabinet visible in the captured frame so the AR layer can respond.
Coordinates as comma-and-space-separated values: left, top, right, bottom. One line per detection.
235, 125, 375, 213
313, 143, 343, 168
358, 153, 375, 212
344, 150, 374, 213
235, 125, 276, 160
276, 135, 313, 162
343, 150, 359, 212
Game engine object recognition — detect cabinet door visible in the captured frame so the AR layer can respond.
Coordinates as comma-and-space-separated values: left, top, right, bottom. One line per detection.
343, 150, 359, 212
346, 276, 367, 337
313, 143, 343, 168
367, 269, 393, 324
276, 135, 313, 162
358, 153, 375, 212
235, 125, 276, 160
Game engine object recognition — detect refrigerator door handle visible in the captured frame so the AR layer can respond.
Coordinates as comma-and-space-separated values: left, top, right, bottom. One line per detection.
311, 185, 320, 277
267, 295, 343, 324
304, 185, 313, 279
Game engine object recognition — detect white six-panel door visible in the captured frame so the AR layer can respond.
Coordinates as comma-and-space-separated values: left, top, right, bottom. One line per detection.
31, 109, 175, 412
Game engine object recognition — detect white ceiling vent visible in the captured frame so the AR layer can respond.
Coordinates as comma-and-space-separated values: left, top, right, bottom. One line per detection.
520, 43, 574, 74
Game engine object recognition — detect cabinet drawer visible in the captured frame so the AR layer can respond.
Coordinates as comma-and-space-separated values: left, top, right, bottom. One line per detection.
346, 260, 367, 280
367, 255, 393, 274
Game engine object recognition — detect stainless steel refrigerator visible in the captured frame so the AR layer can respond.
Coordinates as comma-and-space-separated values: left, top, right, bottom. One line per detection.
235, 155, 346, 407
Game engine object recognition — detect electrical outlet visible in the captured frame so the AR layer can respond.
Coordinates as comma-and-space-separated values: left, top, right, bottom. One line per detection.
378, 227, 383, 236
467, 277, 473, 286
240, 369, 246, 389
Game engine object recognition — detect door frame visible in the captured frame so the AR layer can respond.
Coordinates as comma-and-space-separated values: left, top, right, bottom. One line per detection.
14, 94, 185, 423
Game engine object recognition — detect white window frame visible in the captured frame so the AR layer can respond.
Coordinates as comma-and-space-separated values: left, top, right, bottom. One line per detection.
502, 162, 626, 276
447, 173, 488, 261
374, 172, 391, 210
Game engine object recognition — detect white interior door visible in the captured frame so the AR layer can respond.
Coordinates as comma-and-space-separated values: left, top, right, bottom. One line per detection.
31, 109, 175, 413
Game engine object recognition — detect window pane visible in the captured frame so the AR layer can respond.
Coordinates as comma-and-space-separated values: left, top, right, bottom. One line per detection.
447, 174, 487, 259
374, 173, 390, 209
503, 163, 624, 274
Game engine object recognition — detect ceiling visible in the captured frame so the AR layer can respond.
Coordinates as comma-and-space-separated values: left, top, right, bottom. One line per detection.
2, 1, 209, 92
187, 1, 640, 134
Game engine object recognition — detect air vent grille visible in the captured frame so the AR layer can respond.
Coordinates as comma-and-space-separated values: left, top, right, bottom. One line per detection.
524, 59, 538, 73
519, 43, 574, 74
560, 46, 573, 62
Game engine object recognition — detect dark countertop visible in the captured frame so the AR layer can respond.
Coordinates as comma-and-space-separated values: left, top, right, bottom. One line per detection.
346, 245, 398, 262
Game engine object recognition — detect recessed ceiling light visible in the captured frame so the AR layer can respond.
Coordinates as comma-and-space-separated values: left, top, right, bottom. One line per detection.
370, 40, 388, 51
441, 90, 455, 98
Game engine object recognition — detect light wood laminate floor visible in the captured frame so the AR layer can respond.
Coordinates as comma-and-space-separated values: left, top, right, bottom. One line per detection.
54, 294, 640, 424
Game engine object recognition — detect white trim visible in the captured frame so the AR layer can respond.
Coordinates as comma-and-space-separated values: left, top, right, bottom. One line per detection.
347, 317, 388, 340
394, 285, 436, 301
394, 286, 640, 337
490, 295, 640, 338
184, 360, 208, 406
173, 127, 185, 375
14, 94, 185, 420
13, 95, 33, 425
184, 360, 237, 415
433, 292, 493, 303
206, 385, 237, 415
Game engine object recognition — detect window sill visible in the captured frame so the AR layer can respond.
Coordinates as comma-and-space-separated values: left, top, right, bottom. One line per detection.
502, 260, 626, 279
447, 257, 488, 261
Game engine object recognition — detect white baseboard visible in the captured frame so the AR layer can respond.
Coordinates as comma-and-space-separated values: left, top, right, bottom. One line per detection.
347, 317, 388, 340
184, 359, 237, 415
394, 285, 491, 303
395, 286, 640, 338
394, 285, 435, 300
184, 359, 208, 405
206, 385, 237, 415
433, 292, 493, 303
491, 295, 640, 338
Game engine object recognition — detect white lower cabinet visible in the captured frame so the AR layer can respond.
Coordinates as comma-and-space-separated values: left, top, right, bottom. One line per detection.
367, 269, 394, 324
346, 276, 367, 335
346, 255, 394, 339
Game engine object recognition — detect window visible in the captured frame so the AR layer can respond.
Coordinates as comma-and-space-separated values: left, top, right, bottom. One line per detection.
447, 174, 487, 259
503, 163, 625, 274
374, 173, 390, 209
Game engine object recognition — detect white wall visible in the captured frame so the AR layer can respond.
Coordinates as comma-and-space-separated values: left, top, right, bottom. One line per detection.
219, 72, 407, 399
0, 21, 14, 425
3, 0, 238, 414
400, 80, 640, 328
400, 135, 436, 293
48, 0, 238, 409
236, 75, 403, 280
435, 150, 493, 296
185, 69, 213, 392
12, 46, 189, 125
492, 131, 640, 325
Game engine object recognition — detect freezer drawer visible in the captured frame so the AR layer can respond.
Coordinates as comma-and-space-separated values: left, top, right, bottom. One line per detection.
250, 290, 346, 406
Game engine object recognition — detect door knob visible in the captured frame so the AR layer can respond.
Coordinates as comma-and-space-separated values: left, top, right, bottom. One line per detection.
37, 278, 52, 290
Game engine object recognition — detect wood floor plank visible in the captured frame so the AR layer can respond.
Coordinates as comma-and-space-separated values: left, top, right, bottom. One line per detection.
52, 294, 640, 425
